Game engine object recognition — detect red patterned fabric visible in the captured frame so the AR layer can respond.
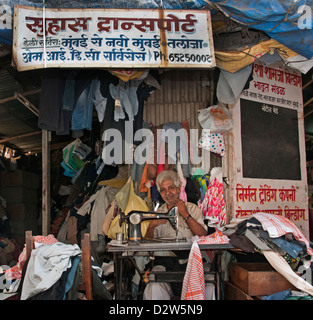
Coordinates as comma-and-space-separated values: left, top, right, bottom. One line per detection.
5, 235, 59, 281
197, 231, 230, 245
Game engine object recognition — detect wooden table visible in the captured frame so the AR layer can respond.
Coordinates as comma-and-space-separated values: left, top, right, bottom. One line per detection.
107, 239, 234, 300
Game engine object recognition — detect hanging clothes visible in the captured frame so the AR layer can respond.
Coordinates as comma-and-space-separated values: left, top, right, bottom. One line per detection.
198, 168, 227, 230
71, 78, 98, 131
38, 69, 71, 135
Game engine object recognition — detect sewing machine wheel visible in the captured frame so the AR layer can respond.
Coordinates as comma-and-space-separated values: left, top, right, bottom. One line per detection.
129, 213, 141, 225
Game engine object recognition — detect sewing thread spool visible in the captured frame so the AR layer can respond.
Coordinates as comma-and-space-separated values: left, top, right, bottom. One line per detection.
116, 232, 123, 244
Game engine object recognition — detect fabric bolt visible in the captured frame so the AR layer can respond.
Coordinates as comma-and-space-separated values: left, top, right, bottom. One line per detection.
20, 242, 81, 300
198, 130, 225, 156
181, 241, 205, 300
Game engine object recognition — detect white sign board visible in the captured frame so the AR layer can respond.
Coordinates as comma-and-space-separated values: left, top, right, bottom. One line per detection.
13, 5, 215, 71
229, 62, 309, 237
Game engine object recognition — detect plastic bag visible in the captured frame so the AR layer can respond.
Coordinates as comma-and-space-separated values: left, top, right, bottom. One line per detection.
198, 103, 233, 133
107, 179, 150, 239
198, 130, 225, 157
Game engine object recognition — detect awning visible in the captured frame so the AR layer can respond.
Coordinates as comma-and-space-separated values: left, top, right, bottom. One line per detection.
207, 0, 313, 59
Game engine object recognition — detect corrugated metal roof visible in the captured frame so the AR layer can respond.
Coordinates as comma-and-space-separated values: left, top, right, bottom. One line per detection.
0, 68, 22, 99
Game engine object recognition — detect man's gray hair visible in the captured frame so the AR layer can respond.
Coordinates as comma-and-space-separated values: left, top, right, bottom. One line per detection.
156, 170, 181, 192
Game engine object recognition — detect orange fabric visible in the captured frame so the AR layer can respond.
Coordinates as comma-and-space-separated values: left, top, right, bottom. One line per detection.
139, 163, 150, 192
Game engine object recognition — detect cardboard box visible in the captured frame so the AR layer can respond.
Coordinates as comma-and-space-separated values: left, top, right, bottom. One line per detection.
224, 281, 255, 300
229, 262, 296, 296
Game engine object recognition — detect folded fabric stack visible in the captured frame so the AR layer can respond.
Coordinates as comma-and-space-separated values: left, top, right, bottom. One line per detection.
225, 212, 313, 296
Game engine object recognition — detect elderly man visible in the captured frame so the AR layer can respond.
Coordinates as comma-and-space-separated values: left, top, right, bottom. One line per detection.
143, 170, 207, 300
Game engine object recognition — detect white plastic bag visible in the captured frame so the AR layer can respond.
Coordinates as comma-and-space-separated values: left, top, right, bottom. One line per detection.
198, 103, 233, 133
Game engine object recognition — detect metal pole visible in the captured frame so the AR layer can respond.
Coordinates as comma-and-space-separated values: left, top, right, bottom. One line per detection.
41, 129, 50, 236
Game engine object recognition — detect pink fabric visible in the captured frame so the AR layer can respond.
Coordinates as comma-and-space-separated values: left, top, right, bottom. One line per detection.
5, 235, 59, 281
197, 231, 230, 245
199, 177, 227, 229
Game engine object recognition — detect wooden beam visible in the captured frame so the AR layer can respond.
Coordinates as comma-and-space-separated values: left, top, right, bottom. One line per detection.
0, 131, 41, 144
41, 130, 51, 236
81, 233, 93, 300
25, 230, 34, 260
0, 89, 41, 105
303, 78, 313, 89
15, 92, 39, 117
304, 96, 313, 108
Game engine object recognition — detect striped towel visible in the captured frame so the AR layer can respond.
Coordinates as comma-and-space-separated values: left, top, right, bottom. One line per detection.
197, 231, 230, 245
254, 212, 313, 256
181, 241, 205, 300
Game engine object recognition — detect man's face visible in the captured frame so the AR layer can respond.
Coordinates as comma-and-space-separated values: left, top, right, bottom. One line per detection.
159, 179, 180, 207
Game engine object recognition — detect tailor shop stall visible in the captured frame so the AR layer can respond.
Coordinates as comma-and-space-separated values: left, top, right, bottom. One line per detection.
2, 2, 313, 301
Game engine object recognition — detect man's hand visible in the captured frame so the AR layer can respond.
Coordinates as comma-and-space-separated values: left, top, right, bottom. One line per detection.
173, 199, 189, 219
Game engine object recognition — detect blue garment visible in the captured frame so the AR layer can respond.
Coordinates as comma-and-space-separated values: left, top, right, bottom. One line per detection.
63, 76, 76, 111
109, 80, 142, 121
262, 289, 291, 300
270, 236, 305, 259
72, 79, 98, 131
63, 255, 81, 300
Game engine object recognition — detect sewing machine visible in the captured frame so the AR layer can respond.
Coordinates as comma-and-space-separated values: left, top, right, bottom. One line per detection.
118, 207, 179, 243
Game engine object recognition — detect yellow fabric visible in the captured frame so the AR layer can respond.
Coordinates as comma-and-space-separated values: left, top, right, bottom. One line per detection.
108, 179, 150, 239
98, 178, 128, 189
215, 39, 299, 73
107, 69, 148, 82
